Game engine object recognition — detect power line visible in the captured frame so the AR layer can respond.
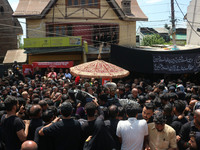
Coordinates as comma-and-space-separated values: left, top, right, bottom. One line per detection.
174, 0, 200, 38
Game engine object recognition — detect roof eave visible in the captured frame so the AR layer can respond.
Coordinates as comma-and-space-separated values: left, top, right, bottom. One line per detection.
12, 14, 43, 19
12, 0, 57, 19
124, 16, 148, 21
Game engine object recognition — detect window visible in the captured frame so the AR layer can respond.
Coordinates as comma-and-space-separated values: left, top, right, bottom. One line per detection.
67, 25, 73, 36
66, 0, 99, 8
81, 0, 85, 6
93, 25, 119, 47
88, 0, 93, 6
47, 25, 54, 37
74, 0, 79, 6
55, 26, 60, 36
46, 24, 73, 37
0, 6, 4, 15
61, 26, 66, 36
94, 0, 98, 6
68, 0, 72, 6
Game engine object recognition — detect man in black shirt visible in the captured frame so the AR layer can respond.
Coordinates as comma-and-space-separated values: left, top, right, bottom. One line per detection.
27, 104, 43, 140
179, 109, 200, 150
81, 102, 97, 142
171, 100, 188, 135
1, 96, 29, 150
39, 102, 82, 150
34, 110, 54, 150
104, 105, 120, 150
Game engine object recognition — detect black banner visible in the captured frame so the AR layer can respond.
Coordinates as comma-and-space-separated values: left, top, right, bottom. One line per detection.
110, 45, 200, 74
153, 53, 200, 73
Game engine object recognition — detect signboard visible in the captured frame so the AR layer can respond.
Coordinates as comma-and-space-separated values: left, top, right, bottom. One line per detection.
24, 37, 82, 48
32, 61, 74, 68
153, 53, 200, 74
22, 64, 33, 75
102, 78, 111, 86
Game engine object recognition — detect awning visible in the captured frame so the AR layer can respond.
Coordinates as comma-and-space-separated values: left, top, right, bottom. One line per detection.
3, 49, 27, 64
24, 47, 83, 54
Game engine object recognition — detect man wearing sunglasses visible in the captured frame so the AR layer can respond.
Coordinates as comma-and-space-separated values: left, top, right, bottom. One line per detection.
145, 111, 177, 150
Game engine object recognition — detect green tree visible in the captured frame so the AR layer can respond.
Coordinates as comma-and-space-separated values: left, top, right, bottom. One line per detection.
19, 36, 24, 49
141, 34, 165, 46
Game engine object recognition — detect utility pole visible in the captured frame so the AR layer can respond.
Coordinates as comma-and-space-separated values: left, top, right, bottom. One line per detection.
171, 0, 178, 50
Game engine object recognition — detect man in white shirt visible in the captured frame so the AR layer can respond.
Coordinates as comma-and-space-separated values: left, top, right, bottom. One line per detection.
116, 102, 148, 150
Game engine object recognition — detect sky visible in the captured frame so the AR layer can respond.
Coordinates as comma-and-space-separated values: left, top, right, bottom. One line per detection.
8, 0, 191, 38
137, 0, 191, 29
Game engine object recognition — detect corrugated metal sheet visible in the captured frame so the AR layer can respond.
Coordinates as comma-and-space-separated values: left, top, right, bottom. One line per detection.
13, 0, 53, 17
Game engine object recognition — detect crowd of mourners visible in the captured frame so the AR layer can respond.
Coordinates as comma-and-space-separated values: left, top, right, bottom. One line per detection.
0, 65, 200, 150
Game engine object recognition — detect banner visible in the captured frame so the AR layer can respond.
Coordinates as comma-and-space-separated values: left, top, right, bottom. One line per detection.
111, 45, 200, 74
32, 61, 74, 68
22, 64, 33, 75
153, 54, 200, 73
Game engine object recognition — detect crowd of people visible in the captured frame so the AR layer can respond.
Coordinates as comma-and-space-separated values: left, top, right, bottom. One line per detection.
0, 66, 200, 150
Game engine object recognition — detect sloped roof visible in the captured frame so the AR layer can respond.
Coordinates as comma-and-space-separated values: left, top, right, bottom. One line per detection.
13, 0, 148, 21
3, 49, 27, 64
154, 28, 169, 34
13, 0, 57, 18
2, 0, 23, 35
112, 0, 148, 21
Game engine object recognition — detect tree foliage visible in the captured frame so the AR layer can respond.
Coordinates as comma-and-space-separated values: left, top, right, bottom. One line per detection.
141, 34, 165, 46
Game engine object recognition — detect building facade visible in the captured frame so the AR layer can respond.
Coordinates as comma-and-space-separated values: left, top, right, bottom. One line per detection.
0, 0, 22, 62
13, 0, 147, 64
187, 0, 200, 45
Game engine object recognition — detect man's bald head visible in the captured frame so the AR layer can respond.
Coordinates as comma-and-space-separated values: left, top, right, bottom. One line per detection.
21, 140, 38, 150
109, 105, 118, 119
29, 105, 42, 118
132, 88, 138, 98
194, 109, 200, 117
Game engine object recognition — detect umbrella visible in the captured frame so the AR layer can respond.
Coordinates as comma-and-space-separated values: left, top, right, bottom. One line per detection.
70, 43, 129, 79
70, 60, 130, 79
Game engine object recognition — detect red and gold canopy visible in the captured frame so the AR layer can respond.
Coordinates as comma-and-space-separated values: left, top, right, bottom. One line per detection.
70, 60, 129, 79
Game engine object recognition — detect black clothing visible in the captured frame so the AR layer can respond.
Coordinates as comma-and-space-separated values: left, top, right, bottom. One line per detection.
123, 91, 131, 99
165, 115, 175, 126
1, 115, 25, 150
0, 126, 5, 150
43, 118, 82, 150
128, 94, 138, 101
81, 120, 96, 142
27, 118, 44, 140
104, 119, 120, 150
34, 125, 54, 150
83, 118, 116, 150
178, 121, 200, 150
171, 115, 188, 135
107, 97, 121, 107
137, 113, 153, 124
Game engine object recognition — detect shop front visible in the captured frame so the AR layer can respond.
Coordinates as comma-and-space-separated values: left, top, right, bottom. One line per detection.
23, 61, 74, 76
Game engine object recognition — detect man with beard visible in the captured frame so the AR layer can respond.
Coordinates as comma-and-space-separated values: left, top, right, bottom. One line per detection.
137, 102, 154, 124
1, 96, 30, 150
178, 109, 200, 150
145, 111, 177, 150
